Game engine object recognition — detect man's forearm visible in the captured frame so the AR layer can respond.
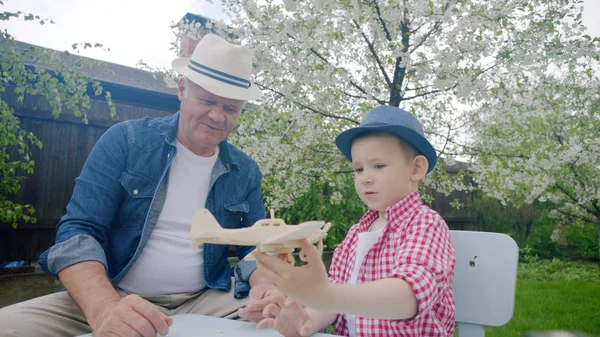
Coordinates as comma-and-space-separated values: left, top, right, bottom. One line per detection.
312, 278, 418, 320
58, 261, 121, 329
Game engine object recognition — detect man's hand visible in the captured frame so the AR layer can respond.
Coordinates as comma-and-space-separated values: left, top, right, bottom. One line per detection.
238, 282, 285, 322
92, 294, 172, 337
257, 297, 314, 337
254, 239, 331, 308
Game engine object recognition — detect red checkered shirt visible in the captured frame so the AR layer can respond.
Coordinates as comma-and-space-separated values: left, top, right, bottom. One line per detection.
328, 191, 456, 336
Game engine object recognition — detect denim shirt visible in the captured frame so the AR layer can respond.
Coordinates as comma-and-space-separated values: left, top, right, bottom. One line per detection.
38, 112, 265, 298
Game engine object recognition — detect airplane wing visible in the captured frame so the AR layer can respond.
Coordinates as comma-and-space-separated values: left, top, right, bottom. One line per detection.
261, 221, 325, 245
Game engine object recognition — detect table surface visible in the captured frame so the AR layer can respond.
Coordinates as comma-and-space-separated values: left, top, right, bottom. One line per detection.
77, 313, 338, 337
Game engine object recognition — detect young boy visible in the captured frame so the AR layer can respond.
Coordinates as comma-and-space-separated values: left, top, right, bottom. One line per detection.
253, 106, 456, 337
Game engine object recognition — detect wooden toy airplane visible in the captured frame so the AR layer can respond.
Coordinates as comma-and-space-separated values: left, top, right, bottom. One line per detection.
186, 209, 332, 264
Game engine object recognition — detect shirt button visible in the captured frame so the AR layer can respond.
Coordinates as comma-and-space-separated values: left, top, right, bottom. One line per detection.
133, 189, 139, 195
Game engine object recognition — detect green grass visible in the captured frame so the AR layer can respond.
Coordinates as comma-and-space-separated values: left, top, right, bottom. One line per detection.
485, 279, 600, 337
329, 278, 600, 336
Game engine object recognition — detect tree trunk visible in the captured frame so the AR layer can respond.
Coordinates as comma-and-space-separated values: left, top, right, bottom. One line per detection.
525, 220, 532, 240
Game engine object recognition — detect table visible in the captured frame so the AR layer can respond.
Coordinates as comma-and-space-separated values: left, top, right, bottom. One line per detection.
77, 313, 338, 336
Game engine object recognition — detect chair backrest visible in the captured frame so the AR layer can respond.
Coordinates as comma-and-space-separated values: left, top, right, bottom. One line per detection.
450, 230, 519, 337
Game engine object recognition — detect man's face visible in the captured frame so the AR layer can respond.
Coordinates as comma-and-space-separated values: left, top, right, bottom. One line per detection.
177, 79, 245, 156
351, 134, 417, 212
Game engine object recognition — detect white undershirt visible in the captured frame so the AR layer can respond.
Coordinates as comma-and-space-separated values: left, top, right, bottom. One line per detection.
347, 226, 383, 337
117, 141, 218, 295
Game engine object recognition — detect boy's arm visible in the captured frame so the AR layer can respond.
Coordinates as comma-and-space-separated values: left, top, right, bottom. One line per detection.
312, 215, 453, 320
309, 279, 417, 319
255, 215, 454, 321
316, 227, 417, 320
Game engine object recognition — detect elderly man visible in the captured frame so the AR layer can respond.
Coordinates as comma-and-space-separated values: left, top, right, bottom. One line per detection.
0, 34, 280, 337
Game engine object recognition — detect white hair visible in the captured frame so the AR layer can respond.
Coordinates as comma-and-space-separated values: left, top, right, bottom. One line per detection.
181, 77, 194, 98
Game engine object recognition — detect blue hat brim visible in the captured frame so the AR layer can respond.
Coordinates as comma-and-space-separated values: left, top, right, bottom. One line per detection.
335, 124, 437, 173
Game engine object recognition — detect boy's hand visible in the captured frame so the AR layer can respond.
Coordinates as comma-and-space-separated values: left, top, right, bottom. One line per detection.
253, 239, 331, 308
257, 297, 313, 337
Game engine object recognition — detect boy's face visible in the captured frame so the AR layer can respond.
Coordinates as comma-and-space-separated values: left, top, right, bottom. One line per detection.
351, 134, 419, 213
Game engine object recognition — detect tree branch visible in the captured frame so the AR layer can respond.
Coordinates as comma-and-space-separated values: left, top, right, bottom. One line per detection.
256, 82, 360, 124
342, 90, 367, 100
593, 199, 600, 216
370, 0, 392, 41
410, 22, 428, 35
448, 117, 471, 132
408, 21, 443, 54
349, 82, 388, 105
334, 169, 354, 175
438, 123, 452, 156
426, 132, 531, 159
409, 0, 455, 54
402, 83, 458, 101
297, 171, 326, 178
554, 208, 597, 225
405, 84, 434, 91
389, 4, 410, 106
551, 130, 595, 216
554, 183, 598, 217
352, 19, 392, 87
306, 145, 337, 155
299, 169, 355, 177
442, 151, 530, 159
568, 161, 600, 217
412, 57, 440, 68
554, 183, 581, 207
285, 33, 387, 105
478, 63, 498, 75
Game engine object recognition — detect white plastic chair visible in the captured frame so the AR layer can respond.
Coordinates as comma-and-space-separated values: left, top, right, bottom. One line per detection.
450, 230, 519, 337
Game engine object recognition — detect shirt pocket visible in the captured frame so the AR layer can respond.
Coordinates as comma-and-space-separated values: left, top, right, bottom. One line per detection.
223, 201, 249, 228
118, 170, 157, 229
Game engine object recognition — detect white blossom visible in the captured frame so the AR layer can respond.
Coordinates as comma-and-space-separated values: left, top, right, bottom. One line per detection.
169, 0, 600, 258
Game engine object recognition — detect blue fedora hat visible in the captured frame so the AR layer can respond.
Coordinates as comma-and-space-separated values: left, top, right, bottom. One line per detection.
335, 106, 437, 173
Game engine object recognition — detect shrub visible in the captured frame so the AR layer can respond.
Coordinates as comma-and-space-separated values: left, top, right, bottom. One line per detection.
518, 247, 600, 282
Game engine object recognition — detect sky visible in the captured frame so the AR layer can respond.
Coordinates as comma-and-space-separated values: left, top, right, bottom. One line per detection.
2, 0, 229, 69
3, 0, 600, 71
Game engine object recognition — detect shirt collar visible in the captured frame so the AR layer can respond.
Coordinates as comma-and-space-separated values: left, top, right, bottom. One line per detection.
356, 190, 423, 232
149, 111, 240, 170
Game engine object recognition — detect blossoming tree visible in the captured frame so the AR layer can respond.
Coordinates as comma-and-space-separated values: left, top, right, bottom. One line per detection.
174, 0, 598, 230
472, 72, 600, 259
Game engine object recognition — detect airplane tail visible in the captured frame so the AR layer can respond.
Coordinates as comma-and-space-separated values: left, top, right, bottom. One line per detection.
187, 208, 223, 240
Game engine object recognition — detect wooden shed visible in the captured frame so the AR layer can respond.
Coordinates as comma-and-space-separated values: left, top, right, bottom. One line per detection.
1, 40, 179, 264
